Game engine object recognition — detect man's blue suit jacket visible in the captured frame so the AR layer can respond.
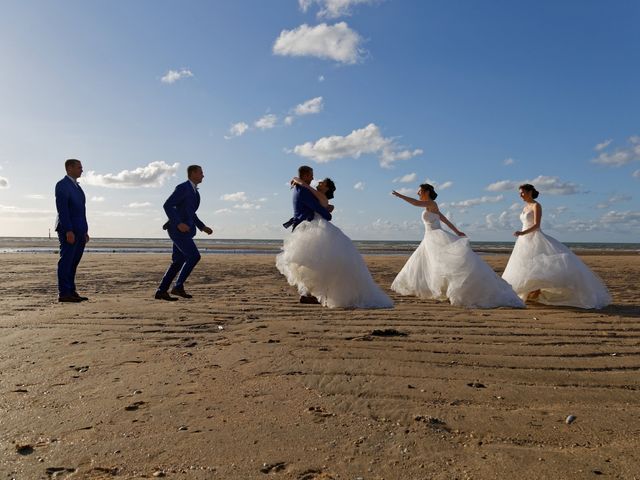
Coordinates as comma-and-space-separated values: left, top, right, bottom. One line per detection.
55, 176, 88, 234
163, 181, 205, 237
284, 185, 332, 230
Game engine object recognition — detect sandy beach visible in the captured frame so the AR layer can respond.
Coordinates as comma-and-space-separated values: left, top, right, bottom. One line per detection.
1, 252, 639, 479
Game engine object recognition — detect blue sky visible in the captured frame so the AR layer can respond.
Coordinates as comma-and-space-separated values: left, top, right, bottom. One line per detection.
1, 0, 639, 241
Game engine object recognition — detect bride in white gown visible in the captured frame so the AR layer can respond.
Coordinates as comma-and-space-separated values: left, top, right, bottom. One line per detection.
276, 177, 393, 309
391, 184, 524, 309
502, 183, 611, 309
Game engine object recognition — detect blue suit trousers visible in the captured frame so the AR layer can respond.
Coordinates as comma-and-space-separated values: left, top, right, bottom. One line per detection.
158, 230, 201, 292
57, 231, 86, 296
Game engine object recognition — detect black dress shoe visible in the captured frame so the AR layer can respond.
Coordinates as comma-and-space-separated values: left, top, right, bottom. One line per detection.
170, 287, 193, 299
72, 292, 89, 301
155, 290, 178, 301
59, 295, 82, 303
299, 294, 320, 304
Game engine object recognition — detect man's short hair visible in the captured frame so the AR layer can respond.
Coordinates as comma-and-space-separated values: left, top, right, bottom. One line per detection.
298, 165, 313, 176
187, 165, 202, 176
65, 159, 81, 170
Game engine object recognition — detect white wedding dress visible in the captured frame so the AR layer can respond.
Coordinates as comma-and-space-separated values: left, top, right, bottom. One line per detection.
276, 217, 394, 309
502, 208, 611, 309
391, 210, 524, 308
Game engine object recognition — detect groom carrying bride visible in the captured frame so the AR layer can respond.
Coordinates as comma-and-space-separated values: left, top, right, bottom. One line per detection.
277, 165, 393, 309
282, 165, 332, 304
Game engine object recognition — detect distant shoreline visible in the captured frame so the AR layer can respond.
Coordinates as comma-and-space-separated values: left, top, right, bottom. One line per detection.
1, 237, 638, 256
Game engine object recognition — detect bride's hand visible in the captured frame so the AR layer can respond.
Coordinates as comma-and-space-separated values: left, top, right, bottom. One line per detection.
513, 231, 522, 237
391, 190, 400, 197
457, 231, 466, 237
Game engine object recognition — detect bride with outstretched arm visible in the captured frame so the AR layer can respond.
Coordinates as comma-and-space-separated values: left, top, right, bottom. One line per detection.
390, 183, 523, 309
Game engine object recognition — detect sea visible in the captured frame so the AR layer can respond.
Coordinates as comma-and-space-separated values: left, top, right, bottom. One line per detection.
0, 237, 638, 256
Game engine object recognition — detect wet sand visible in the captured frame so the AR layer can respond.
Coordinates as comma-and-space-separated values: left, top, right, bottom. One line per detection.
1, 253, 639, 479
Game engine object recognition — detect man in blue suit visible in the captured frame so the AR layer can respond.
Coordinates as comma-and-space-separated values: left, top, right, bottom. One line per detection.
55, 159, 89, 303
283, 165, 332, 303
155, 165, 213, 301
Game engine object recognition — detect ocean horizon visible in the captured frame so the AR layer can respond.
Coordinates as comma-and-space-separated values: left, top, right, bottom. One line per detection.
1, 236, 638, 256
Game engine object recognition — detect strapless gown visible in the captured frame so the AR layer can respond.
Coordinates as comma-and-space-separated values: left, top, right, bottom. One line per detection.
276, 217, 393, 309
391, 211, 524, 308
502, 208, 611, 309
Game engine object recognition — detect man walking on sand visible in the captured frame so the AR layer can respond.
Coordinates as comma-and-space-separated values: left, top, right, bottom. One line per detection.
55, 158, 89, 303
155, 165, 213, 301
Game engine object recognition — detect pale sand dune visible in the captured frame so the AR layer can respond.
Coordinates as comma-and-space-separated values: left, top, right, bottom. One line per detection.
1, 253, 639, 479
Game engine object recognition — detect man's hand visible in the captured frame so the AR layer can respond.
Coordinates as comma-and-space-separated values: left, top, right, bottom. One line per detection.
86, 233, 90, 243
327, 204, 335, 213
177, 223, 190, 233
202, 226, 213, 235
66, 231, 76, 244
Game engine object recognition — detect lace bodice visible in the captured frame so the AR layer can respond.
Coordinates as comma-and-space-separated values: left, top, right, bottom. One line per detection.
520, 208, 536, 229
422, 210, 442, 230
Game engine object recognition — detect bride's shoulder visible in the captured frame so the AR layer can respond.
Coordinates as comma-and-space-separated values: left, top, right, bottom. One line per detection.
425, 200, 439, 212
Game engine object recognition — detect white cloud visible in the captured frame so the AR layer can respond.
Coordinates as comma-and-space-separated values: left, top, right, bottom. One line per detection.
596, 194, 632, 209
486, 175, 581, 195
224, 122, 249, 139
0, 204, 54, 215
632, 169, 640, 178
294, 96, 324, 116
90, 196, 105, 202
221, 192, 248, 202
273, 22, 365, 65
160, 68, 194, 84
503, 157, 515, 166
318, 75, 325, 82
393, 173, 416, 183
255, 114, 278, 130
99, 211, 146, 218
284, 116, 295, 126
591, 135, 640, 167
299, 0, 379, 18
600, 210, 640, 225
0, 176, 9, 188
354, 181, 365, 190
83, 161, 179, 189
446, 195, 504, 209
485, 211, 513, 230
292, 123, 422, 168
424, 177, 453, 191
127, 202, 152, 208
234, 202, 262, 210
394, 187, 414, 196
214, 208, 233, 215
594, 139, 613, 151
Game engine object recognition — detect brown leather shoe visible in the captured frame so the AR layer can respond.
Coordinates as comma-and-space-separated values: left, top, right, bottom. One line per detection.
170, 287, 193, 299
59, 295, 82, 303
299, 294, 320, 304
155, 290, 178, 301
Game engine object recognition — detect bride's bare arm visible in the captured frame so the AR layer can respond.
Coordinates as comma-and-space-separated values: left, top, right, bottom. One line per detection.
433, 204, 466, 236
291, 177, 329, 207
391, 190, 430, 207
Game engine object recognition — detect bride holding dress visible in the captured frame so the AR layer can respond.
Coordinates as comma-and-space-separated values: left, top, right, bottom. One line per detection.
502, 183, 611, 309
391, 184, 524, 309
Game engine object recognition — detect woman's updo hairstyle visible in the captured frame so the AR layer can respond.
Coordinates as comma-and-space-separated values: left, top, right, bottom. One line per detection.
323, 178, 336, 200
419, 183, 438, 200
519, 183, 539, 199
